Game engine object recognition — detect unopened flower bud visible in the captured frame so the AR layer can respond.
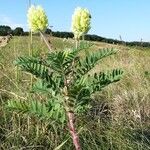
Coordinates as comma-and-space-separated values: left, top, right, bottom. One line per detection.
71, 7, 91, 40
27, 5, 48, 33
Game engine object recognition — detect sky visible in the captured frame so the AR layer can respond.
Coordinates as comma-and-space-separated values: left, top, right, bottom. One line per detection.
0, 0, 150, 41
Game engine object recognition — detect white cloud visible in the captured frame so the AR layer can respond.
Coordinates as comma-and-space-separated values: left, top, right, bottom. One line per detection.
0, 15, 27, 29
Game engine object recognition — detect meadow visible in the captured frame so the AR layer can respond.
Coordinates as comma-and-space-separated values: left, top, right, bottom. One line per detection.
0, 35, 150, 150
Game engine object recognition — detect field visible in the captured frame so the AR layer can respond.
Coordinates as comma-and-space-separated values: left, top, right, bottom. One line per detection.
0, 36, 150, 150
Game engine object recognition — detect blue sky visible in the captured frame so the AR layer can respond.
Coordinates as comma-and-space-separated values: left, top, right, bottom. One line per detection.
0, 0, 150, 41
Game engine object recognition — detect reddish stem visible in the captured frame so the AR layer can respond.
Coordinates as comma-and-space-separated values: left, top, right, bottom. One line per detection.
67, 111, 81, 150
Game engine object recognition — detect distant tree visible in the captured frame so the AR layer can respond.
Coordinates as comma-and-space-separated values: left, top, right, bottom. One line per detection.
23, 31, 29, 36
52, 31, 74, 38
45, 28, 52, 35
0, 25, 12, 36
13, 27, 24, 36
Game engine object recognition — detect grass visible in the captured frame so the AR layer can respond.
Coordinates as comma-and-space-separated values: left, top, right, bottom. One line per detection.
0, 35, 150, 150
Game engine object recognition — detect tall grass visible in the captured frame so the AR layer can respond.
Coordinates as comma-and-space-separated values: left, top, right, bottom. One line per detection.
0, 36, 150, 149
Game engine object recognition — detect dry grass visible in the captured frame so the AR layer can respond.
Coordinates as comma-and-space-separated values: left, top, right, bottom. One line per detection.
0, 36, 150, 149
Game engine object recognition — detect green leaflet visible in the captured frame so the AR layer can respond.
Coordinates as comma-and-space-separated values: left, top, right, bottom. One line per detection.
7, 99, 66, 124
90, 69, 124, 93
76, 48, 117, 76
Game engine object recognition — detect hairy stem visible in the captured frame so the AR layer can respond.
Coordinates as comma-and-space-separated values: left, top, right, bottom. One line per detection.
63, 60, 81, 149
67, 111, 81, 150
14, 39, 19, 83
30, 31, 33, 87
40, 31, 52, 52
75, 40, 78, 49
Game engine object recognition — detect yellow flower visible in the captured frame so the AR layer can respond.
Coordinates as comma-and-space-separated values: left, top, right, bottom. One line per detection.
72, 7, 91, 40
27, 5, 48, 32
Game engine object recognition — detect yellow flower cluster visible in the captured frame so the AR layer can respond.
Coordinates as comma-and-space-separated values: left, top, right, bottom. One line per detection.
72, 7, 91, 40
27, 5, 48, 33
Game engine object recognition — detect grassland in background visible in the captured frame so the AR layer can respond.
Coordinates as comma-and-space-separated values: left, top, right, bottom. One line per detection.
0, 36, 150, 150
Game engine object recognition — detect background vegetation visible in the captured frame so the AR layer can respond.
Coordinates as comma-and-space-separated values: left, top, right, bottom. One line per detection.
0, 35, 150, 149
1, 25, 150, 47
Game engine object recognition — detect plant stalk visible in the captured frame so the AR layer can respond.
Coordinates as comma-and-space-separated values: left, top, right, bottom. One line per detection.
29, 30, 33, 87
14, 39, 19, 83
63, 53, 81, 150
67, 111, 81, 150
75, 40, 78, 49
40, 31, 52, 52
